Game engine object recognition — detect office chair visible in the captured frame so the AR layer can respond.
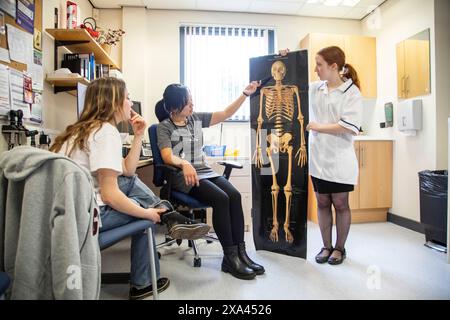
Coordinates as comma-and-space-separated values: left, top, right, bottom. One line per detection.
99, 220, 159, 300
0, 272, 10, 300
148, 124, 243, 267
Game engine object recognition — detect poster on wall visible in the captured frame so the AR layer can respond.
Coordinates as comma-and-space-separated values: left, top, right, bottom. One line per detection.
30, 90, 42, 123
0, 0, 16, 19
250, 50, 309, 258
16, 0, 34, 34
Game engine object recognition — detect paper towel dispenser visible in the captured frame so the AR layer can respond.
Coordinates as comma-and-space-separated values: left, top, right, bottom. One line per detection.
398, 99, 422, 135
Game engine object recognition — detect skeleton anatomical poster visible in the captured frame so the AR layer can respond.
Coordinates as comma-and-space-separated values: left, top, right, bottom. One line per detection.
250, 50, 309, 258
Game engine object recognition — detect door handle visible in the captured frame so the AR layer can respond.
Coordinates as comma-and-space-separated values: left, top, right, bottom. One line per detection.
360, 146, 364, 168
405, 75, 409, 96
402, 76, 406, 98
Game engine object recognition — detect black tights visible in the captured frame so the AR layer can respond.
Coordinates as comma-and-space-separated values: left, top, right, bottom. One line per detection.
316, 192, 351, 250
188, 176, 244, 248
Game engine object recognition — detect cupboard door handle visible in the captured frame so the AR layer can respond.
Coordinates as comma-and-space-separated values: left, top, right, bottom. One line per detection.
361, 146, 364, 168
402, 76, 406, 97
405, 75, 409, 96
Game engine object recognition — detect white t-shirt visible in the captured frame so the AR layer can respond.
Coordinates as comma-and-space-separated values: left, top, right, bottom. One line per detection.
59, 122, 123, 206
308, 79, 363, 185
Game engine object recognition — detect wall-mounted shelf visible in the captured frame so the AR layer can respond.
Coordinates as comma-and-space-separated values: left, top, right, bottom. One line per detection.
45, 28, 120, 94
45, 74, 90, 96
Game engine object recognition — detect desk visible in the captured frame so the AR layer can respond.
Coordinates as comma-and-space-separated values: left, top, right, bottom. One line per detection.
138, 158, 153, 168
136, 158, 160, 196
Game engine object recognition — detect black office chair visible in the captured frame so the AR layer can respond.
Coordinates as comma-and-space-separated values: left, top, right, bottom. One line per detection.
148, 124, 242, 267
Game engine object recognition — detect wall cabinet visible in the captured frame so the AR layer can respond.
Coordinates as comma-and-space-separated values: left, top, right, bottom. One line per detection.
299, 33, 377, 98
396, 36, 431, 99
307, 140, 393, 223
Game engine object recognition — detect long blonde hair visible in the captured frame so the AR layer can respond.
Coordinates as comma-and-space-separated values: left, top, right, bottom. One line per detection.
50, 77, 127, 156
317, 46, 360, 90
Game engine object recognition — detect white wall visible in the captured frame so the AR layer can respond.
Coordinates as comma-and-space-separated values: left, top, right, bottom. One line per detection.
97, 9, 122, 69
361, 0, 438, 222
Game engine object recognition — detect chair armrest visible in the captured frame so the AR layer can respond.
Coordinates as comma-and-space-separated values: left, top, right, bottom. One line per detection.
217, 160, 243, 170
217, 160, 243, 180
156, 164, 180, 173
155, 164, 180, 200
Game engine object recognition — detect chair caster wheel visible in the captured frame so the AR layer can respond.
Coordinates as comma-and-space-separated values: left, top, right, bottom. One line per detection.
206, 240, 213, 244
194, 257, 201, 267
157, 252, 161, 259
176, 239, 182, 246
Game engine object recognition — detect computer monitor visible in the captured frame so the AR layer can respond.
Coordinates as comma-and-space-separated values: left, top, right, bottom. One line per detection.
77, 82, 88, 119
117, 101, 142, 135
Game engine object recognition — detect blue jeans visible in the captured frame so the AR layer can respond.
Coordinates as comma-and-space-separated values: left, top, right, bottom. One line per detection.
99, 175, 162, 287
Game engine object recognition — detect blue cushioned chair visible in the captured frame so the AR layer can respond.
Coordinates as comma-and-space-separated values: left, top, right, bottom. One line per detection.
0, 272, 11, 300
148, 124, 242, 267
99, 220, 159, 300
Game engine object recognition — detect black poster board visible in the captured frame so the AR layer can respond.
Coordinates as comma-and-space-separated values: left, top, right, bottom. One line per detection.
250, 50, 309, 258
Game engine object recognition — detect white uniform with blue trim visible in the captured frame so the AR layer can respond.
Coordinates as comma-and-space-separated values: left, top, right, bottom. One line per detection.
308, 78, 363, 185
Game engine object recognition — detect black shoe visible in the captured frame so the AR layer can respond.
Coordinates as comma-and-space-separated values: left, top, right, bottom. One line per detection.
315, 246, 333, 264
237, 242, 265, 275
221, 245, 256, 280
328, 248, 346, 265
129, 277, 170, 300
161, 211, 210, 240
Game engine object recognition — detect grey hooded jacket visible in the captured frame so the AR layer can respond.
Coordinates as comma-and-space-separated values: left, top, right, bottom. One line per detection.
0, 146, 101, 299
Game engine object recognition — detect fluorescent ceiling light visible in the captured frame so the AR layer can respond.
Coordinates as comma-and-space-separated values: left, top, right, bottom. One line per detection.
307, 0, 320, 3
323, 0, 343, 6
341, 0, 360, 6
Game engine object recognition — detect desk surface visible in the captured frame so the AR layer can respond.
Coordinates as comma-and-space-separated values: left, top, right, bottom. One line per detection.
138, 158, 153, 168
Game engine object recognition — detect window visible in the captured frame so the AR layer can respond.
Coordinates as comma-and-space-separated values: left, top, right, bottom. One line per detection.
180, 25, 275, 121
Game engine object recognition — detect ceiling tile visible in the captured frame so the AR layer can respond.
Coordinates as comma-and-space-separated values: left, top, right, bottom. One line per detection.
196, 0, 253, 12
298, 4, 353, 18
147, 0, 197, 10
344, 6, 371, 19
249, 0, 305, 15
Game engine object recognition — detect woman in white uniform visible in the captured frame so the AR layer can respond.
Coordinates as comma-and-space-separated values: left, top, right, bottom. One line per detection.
307, 46, 362, 265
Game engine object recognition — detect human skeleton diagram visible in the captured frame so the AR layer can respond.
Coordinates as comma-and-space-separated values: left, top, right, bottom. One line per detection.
253, 60, 307, 243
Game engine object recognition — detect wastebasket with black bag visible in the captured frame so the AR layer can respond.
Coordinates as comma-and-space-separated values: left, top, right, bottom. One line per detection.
418, 170, 448, 252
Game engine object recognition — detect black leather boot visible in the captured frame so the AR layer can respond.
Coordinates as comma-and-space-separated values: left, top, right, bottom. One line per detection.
222, 245, 256, 280
238, 242, 265, 275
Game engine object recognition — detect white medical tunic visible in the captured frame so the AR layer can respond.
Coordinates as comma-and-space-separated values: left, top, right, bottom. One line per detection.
308, 79, 363, 185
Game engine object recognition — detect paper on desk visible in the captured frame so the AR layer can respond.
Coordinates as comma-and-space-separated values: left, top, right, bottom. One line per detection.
6, 23, 33, 65
0, 64, 11, 115
9, 68, 30, 118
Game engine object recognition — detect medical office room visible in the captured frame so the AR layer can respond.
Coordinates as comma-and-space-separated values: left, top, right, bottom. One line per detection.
0, 0, 449, 302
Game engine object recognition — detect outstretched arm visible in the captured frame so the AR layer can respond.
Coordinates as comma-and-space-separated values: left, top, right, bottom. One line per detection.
306, 122, 355, 135
210, 81, 260, 126
253, 89, 265, 168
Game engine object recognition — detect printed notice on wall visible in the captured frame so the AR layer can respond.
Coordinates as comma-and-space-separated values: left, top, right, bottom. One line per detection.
30, 90, 42, 123
9, 68, 31, 118
0, 0, 16, 19
0, 64, 11, 115
6, 23, 33, 65
16, 0, 35, 34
